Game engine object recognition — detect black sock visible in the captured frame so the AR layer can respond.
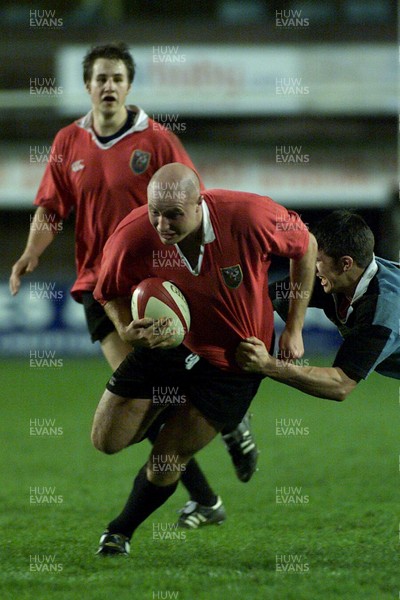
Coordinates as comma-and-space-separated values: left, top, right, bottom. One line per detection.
108, 465, 178, 539
180, 459, 217, 507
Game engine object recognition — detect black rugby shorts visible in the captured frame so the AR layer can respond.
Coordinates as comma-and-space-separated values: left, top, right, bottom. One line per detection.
81, 291, 115, 343
105, 345, 263, 429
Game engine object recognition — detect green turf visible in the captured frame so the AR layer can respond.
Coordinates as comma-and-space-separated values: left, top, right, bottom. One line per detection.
1, 358, 399, 600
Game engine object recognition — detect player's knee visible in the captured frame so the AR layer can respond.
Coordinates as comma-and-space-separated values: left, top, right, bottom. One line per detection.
91, 427, 122, 455
93, 438, 122, 455
335, 390, 348, 402
91, 421, 145, 453
146, 462, 182, 486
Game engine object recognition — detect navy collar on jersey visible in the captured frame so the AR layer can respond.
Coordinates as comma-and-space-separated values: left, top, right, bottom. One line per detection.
95, 109, 135, 144
333, 255, 378, 323
76, 105, 149, 149
175, 199, 215, 276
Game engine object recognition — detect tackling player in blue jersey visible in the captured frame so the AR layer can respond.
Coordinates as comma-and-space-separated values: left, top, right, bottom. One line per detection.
237, 210, 400, 394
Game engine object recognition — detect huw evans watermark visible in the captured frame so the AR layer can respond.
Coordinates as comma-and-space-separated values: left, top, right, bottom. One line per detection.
152, 386, 187, 405
152, 454, 186, 473
276, 486, 309, 505
152, 522, 186, 541
30, 486, 63, 504
276, 418, 309, 436
276, 554, 310, 572
30, 555, 63, 572
30, 418, 63, 436
152, 46, 186, 63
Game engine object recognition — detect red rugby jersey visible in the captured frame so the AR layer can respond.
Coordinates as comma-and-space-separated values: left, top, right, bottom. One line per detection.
34, 106, 199, 301
94, 189, 309, 371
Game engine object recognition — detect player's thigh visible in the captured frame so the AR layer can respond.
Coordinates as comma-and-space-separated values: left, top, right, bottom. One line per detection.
151, 400, 222, 461
91, 390, 163, 453
92, 345, 190, 453
100, 330, 132, 371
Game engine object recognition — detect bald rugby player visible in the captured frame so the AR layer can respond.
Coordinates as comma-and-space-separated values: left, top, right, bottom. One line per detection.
92, 162, 317, 555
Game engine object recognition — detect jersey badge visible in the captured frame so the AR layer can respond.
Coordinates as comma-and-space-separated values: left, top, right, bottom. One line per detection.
71, 159, 85, 172
130, 149, 151, 174
220, 264, 243, 289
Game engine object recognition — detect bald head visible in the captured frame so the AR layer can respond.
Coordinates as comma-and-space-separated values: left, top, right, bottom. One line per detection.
147, 163, 203, 245
148, 163, 200, 208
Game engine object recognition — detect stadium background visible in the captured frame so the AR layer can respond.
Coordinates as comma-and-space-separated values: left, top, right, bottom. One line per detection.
0, 2, 398, 599
0, 0, 397, 357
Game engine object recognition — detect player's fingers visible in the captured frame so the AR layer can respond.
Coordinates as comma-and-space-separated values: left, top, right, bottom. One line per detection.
9, 275, 20, 295
236, 354, 254, 371
149, 331, 177, 348
9, 265, 24, 295
153, 317, 173, 327
132, 317, 155, 328
236, 347, 255, 365
242, 336, 263, 345
279, 347, 302, 360
237, 344, 254, 357
239, 340, 258, 350
277, 349, 291, 361
10, 256, 39, 294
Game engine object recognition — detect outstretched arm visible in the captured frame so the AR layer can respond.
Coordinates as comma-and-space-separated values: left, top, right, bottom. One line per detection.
236, 337, 358, 401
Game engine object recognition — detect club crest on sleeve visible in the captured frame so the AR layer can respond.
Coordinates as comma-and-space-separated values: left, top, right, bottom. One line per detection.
130, 149, 151, 174
220, 264, 243, 289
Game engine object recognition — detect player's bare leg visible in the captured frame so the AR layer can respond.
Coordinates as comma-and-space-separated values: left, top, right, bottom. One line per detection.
100, 330, 132, 371
96, 333, 225, 528
97, 400, 222, 555
91, 391, 164, 454
99, 334, 258, 482
150, 402, 227, 529
147, 402, 222, 486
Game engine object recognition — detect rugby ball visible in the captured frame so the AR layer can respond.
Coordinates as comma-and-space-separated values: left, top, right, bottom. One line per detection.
131, 278, 190, 347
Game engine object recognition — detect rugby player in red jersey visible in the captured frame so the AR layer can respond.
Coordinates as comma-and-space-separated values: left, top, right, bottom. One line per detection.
92, 162, 317, 555
9, 43, 257, 531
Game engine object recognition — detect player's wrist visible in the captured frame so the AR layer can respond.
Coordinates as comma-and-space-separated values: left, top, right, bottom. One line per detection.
283, 318, 304, 333
261, 354, 283, 377
22, 244, 39, 256
117, 323, 136, 345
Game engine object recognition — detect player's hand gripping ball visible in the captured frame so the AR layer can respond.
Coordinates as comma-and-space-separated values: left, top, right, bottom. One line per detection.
131, 278, 190, 347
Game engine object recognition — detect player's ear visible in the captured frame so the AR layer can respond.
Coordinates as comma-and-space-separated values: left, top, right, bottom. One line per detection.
341, 256, 353, 271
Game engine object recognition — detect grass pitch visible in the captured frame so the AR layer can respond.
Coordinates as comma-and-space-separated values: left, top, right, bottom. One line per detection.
1, 358, 399, 600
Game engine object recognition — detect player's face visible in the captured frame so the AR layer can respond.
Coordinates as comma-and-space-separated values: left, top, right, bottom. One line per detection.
86, 58, 131, 117
316, 250, 347, 294
148, 196, 202, 245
